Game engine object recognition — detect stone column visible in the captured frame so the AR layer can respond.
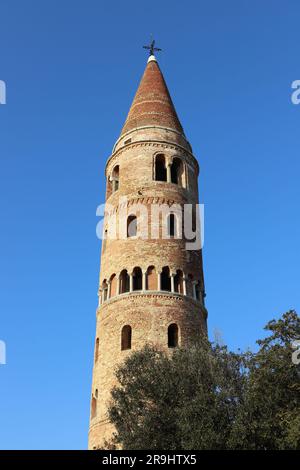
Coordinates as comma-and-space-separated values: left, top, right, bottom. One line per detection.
107, 281, 111, 300
142, 271, 147, 291
170, 273, 175, 293
117, 276, 121, 295
192, 281, 197, 300
166, 162, 172, 183
129, 272, 133, 292
183, 276, 187, 296
98, 288, 102, 306
157, 271, 161, 291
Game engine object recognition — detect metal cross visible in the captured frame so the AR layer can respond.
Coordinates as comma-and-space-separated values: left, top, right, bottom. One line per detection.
143, 38, 162, 56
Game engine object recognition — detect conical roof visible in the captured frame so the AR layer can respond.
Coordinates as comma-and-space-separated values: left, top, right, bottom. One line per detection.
120, 56, 184, 137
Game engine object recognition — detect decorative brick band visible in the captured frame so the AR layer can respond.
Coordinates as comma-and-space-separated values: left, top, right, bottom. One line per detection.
105, 139, 199, 176
104, 194, 188, 216
97, 291, 208, 324
113, 125, 188, 151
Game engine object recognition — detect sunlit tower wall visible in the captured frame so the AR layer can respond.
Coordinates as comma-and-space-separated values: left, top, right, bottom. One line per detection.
88, 53, 208, 449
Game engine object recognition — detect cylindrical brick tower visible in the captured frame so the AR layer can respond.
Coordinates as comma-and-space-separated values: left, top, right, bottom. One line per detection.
88, 53, 208, 449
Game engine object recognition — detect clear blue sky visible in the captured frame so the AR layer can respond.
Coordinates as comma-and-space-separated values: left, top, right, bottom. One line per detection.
0, 0, 299, 450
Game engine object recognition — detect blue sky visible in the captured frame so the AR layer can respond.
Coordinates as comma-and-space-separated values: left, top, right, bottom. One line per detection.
0, 0, 299, 450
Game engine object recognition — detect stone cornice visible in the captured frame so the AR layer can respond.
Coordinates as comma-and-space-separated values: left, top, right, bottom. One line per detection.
96, 291, 207, 315
113, 125, 190, 151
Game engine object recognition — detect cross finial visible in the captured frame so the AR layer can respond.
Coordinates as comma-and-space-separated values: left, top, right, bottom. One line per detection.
143, 38, 162, 56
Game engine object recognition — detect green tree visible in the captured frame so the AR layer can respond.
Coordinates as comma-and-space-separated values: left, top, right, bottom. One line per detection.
107, 310, 300, 450
230, 310, 300, 449
108, 339, 245, 450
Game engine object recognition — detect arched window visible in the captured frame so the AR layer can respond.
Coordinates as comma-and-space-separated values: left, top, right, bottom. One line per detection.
167, 214, 177, 238
161, 266, 171, 291
171, 157, 184, 186
119, 269, 130, 294
155, 154, 167, 182
91, 394, 97, 419
132, 267, 142, 291
168, 323, 179, 348
102, 280, 108, 301
174, 270, 184, 294
109, 273, 117, 297
121, 325, 132, 351
112, 165, 119, 192
127, 215, 137, 237
95, 338, 99, 363
146, 266, 157, 290
192, 205, 197, 234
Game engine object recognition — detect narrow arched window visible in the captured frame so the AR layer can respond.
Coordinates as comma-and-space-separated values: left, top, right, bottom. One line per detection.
155, 154, 167, 181
168, 323, 179, 348
91, 394, 97, 419
132, 267, 142, 291
112, 165, 119, 192
174, 270, 183, 294
146, 266, 157, 290
102, 280, 108, 301
167, 214, 177, 237
192, 205, 197, 234
161, 266, 171, 291
121, 325, 132, 351
127, 215, 137, 237
109, 273, 117, 297
95, 338, 99, 363
119, 270, 130, 293
171, 157, 183, 185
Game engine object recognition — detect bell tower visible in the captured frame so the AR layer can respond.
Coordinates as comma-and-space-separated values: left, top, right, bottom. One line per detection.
88, 51, 208, 449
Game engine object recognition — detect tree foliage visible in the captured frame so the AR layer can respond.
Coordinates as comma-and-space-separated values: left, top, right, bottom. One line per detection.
107, 310, 300, 450
230, 310, 300, 449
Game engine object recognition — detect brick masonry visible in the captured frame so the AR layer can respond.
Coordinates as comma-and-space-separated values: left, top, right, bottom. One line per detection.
88, 56, 208, 449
